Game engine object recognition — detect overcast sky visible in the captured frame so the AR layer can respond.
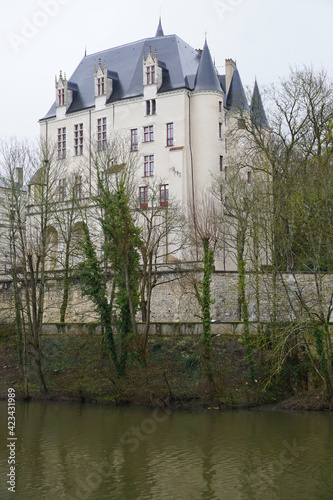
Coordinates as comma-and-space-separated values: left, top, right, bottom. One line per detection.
1, 0, 333, 140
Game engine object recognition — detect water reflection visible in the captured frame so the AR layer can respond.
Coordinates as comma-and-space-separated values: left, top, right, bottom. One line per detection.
0, 402, 333, 499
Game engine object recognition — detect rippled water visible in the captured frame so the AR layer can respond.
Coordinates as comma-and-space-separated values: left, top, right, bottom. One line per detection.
0, 401, 333, 499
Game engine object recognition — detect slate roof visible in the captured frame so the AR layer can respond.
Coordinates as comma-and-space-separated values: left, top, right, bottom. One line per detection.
41, 22, 251, 121
251, 80, 268, 127
194, 39, 222, 92
226, 66, 249, 111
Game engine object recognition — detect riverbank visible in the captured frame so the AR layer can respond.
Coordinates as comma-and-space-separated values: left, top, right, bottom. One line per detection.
1, 327, 332, 411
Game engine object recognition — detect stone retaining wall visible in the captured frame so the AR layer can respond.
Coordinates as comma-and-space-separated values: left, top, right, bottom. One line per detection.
1, 270, 332, 327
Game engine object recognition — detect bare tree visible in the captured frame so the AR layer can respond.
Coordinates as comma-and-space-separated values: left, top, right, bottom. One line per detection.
79, 133, 141, 376
186, 189, 223, 386
0, 138, 60, 393
135, 178, 184, 362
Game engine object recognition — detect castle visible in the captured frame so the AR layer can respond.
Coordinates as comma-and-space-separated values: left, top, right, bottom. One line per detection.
34, 18, 268, 271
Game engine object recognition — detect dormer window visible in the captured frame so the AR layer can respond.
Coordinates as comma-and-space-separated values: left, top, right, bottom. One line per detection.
94, 59, 114, 106
58, 89, 64, 106
97, 77, 105, 96
146, 66, 155, 84
55, 71, 75, 117
143, 48, 163, 93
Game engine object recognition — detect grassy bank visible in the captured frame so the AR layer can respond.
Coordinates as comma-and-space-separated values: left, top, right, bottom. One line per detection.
0, 325, 332, 410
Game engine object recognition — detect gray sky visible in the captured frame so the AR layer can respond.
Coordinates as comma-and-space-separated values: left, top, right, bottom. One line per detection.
1, 0, 333, 140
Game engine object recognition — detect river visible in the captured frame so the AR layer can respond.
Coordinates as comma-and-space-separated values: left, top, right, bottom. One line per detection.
0, 401, 332, 499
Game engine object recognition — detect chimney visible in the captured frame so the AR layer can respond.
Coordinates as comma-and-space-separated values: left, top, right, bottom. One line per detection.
225, 58, 236, 95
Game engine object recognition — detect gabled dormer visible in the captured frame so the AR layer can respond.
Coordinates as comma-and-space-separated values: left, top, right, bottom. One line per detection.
55, 71, 75, 119
143, 47, 163, 98
94, 59, 113, 109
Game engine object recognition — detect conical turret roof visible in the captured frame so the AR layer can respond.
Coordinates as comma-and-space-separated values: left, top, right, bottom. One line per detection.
226, 66, 249, 111
194, 39, 222, 92
251, 80, 268, 127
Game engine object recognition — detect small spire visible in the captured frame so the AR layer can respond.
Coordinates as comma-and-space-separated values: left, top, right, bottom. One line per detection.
155, 16, 164, 37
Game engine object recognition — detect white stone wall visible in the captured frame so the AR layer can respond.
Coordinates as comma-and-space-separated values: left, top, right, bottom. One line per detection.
1, 272, 332, 328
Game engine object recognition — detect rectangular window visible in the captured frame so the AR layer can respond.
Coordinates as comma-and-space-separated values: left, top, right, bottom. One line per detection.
238, 118, 246, 129
139, 186, 148, 208
74, 123, 83, 156
160, 184, 169, 207
219, 101, 223, 113
225, 166, 228, 181
146, 66, 155, 84
219, 155, 223, 172
75, 176, 82, 199
219, 122, 222, 139
144, 155, 154, 177
166, 123, 174, 147
131, 128, 138, 151
146, 99, 156, 116
97, 77, 105, 96
58, 88, 64, 106
58, 179, 66, 201
57, 127, 66, 159
144, 125, 154, 142
247, 170, 252, 184
225, 138, 227, 153
97, 118, 107, 150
